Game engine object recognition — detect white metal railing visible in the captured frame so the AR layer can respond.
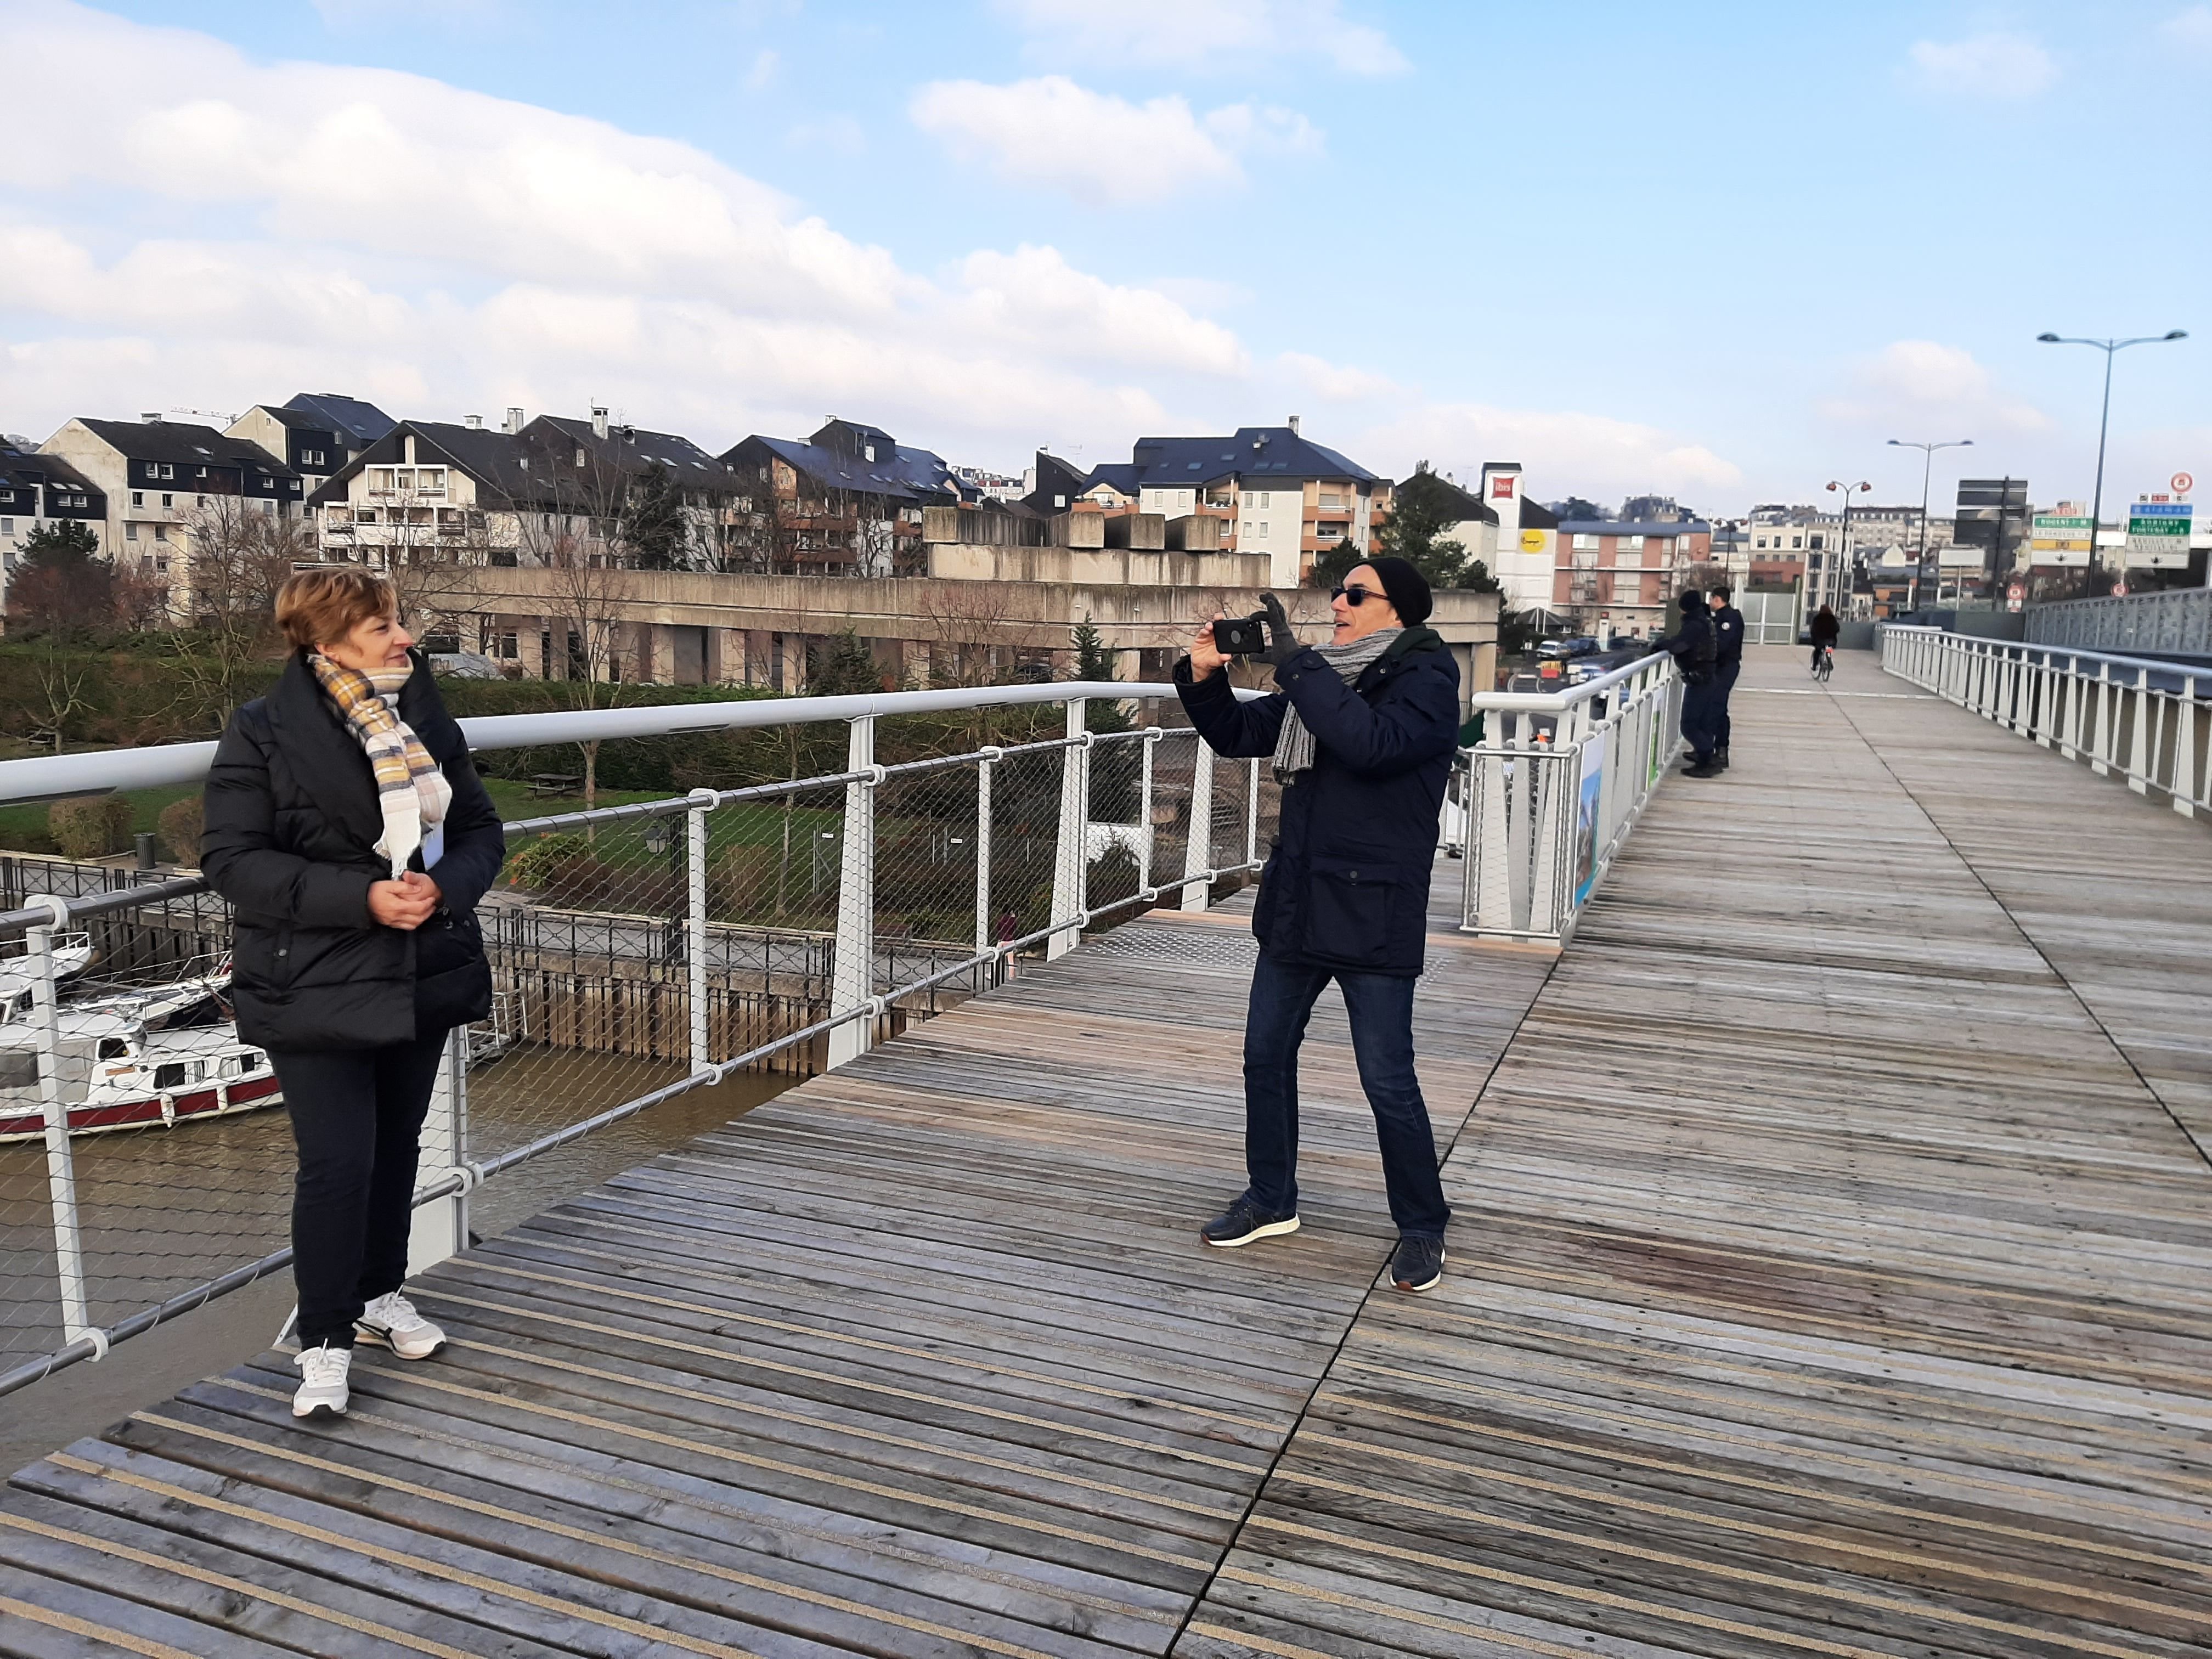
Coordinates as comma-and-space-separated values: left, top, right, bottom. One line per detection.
1452, 652, 1681, 944
0, 679, 1273, 1397
1882, 626, 2210, 817
2026, 587, 2212, 657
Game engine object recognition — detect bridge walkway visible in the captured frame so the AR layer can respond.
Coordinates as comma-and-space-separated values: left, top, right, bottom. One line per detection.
1179, 646, 2212, 1657
3, 645, 2209, 1656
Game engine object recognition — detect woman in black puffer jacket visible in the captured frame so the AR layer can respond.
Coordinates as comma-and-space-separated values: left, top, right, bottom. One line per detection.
201, 569, 504, 1421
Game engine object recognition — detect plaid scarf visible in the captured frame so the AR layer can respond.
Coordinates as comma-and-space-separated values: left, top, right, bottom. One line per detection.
307, 653, 452, 878
1271, 627, 1401, 782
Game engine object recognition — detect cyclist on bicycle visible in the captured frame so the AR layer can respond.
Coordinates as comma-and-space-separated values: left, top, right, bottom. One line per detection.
1808, 604, 1840, 673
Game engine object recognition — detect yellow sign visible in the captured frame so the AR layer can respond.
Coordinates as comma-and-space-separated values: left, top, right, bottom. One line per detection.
1520, 529, 1547, 552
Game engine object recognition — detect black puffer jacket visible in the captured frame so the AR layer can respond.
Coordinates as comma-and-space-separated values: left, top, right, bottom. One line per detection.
1175, 629, 1460, 976
201, 649, 506, 1051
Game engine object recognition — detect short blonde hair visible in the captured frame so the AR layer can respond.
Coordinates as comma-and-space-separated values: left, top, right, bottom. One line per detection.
275, 568, 397, 653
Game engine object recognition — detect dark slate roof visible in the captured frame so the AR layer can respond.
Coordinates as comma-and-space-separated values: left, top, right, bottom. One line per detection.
252, 405, 338, 432
1085, 463, 1143, 497
528, 415, 738, 483
283, 393, 397, 447
1520, 498, 1560, 530
1123, 426, 1380, 490
74, 419, 296, 477
1557, 518, 1713, 536
307, 421, 541, 508
725, 433, 963, 504
0, 448, 101, 498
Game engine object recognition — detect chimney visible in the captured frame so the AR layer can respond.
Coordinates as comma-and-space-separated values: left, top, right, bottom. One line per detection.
1287, 414, 1300, 435
591, 404, 609, 441
503, 407, 525, 435
141, 411, 162, 423
464, 413, 483, 431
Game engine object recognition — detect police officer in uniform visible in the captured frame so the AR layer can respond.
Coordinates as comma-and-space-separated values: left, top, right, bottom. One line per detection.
1707, 585, 1745, 770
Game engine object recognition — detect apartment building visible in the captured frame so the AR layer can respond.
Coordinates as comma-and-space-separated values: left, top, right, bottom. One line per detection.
311, 418, 536, 566
1092, 421, 1389, 588
720, 417, 971, 576
1553, 516, 1714, 636
39, 417, 303, 604
225, 400, 387, 497
0, 442, 106, 603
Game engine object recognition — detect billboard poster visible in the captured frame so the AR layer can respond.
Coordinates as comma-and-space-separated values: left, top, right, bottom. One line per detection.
1574, 731, 1608, 907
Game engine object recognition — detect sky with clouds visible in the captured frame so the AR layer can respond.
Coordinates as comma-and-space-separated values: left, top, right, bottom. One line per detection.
1, 0, 2206, 515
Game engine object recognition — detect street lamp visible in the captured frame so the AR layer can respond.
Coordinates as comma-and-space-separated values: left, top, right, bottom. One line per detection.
1887, 438, 1973, 612
1823, 479, 1871, 617
2036, 330, 2188, 597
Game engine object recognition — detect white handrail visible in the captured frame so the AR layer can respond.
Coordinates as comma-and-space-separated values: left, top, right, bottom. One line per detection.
1468, 650, 1661, 713
0, 677, 1266, 808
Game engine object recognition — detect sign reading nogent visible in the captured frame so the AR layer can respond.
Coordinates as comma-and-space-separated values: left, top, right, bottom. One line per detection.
2127, 501, 2193, 537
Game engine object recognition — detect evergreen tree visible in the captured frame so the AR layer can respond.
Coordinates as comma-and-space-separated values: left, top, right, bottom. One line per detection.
6, 520, 113, 637
1069, 614, 1135, 813
617, 462, 692, 571
805, 629, 885, 697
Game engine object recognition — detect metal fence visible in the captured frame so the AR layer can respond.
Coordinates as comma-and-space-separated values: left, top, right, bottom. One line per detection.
2025, 586, 2212, 657
1449, 652, 1681, 945
0, 682, 1279, 1396
1882, 626, 2210, 817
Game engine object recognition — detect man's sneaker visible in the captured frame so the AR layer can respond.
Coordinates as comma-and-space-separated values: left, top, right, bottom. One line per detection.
1200, 1195, 1300, 1249
292, 1342, 351, 1419
1390, 1235, 1445, 1293
356, 1291, 446, 1360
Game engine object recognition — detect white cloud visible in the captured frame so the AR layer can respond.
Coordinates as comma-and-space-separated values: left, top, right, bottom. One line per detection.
1901, 32, 2057, 99
998, 0, 1406, 75
910, 76, 1317, 202
1353, 403, 1743, 503
0, 2, 1252, 460
1278, 351, 1400, 403
1819, 340, 2052, 436
2161, 7, 2212, 52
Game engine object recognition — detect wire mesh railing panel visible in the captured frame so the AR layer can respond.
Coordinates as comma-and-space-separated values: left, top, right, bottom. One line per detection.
984, 744, 1065, 950
872, 763, 989, 1012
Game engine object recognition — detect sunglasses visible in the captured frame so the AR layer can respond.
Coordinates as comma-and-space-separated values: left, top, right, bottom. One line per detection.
1329, 583, 1376, 606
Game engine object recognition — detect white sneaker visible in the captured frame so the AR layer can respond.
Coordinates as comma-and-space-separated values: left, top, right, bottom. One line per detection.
292, 1342, 351, 1419
355, 1291, 447, 1360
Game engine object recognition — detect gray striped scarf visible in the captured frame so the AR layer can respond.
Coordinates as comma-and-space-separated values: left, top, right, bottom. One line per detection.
1271, 627, 1400, 782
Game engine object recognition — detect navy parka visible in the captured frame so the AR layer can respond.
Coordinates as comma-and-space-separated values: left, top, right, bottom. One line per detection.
1174, 628, 1459, 975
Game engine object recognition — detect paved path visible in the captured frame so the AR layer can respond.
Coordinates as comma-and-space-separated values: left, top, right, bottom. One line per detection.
5, 643, 2210, 1657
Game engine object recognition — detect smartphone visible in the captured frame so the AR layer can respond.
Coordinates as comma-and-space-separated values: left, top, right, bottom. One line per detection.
1214, 614, 1268, 656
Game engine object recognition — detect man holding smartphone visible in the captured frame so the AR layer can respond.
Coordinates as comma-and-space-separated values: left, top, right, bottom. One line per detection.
1173, 557, 1462, 1293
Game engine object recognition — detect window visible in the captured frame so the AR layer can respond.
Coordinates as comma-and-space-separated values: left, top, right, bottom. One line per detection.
259, 499, 275, 516
862, 444, 875, 461
0, 519, 10, 536
97, 1038, 129, 1062
1809, 533, 1824, 550
196, 495, 207, 509
1618, 535, 1645, 552
153, 523, 168, 542
1257, 522, 1269, 537
161, 493, 173, 509
154, 556, 170, 575
301, 449, 325, 467
153, 1063, 187, 1092
1791, 534, 1803, 549
1572, 533, 1599, 551
195, 466, 208, 479
1250, 490, 1271, 508
1616, 545, 1643, 567
126, 522, 138, 541
1611, 574, 1641, 604
495, 633, 519, 658
131, 490, 144, 507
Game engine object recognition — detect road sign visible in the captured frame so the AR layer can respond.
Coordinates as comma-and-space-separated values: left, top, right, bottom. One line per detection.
2113, 582, 2128, 596
2175, 471, 2194, 494
2006, 581, 2025, 613
2128, 504, 2193, 536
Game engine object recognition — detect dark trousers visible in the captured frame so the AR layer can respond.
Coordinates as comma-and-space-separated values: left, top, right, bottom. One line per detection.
271, 1030, 448, 1347
1714, 661, 1741, 752
1680, 679, 1724, 763
1242, 953, 1451, 1238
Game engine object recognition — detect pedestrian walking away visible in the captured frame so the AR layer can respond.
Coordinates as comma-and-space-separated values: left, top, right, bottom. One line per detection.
1175, 555, 1460, 1294
200, 568, 506, 1420
1707, 585, 1745, 770
1649, 589, 1723, 777
1808, 603, 1841, 673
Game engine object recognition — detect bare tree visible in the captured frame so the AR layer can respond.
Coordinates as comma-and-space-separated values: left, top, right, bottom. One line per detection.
533, 531, 642, 814
172, 497, 312, 725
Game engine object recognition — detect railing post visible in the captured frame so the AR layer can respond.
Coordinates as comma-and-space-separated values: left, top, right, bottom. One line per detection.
409, 1028, 470, 1277
1048, 699, 1090, 961
26, 898, 93, 1348
974, 747, 1000, 958
1246, 754, 1261, 869
828, 715, 880, 1069
687, 789, 716, 1074
1137, 729, 1161, 893
1181, 733, 1215, 912
2174, 676, 2200, 817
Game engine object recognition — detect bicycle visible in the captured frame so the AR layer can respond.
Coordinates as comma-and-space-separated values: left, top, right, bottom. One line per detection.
1812, 644, 1834, 682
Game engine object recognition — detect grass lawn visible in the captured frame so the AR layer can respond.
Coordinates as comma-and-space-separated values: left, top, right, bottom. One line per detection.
0, 784, 204, 857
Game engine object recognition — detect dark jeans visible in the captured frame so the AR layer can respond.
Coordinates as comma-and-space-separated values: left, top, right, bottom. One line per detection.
1680, 679, 1724, 763
1241, 952, 1451, 1238
1714, 660, 1741, 751
270, 1029, 449, 1347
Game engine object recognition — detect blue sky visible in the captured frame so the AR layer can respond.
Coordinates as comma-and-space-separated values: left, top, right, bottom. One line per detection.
3, 0, 2206, 514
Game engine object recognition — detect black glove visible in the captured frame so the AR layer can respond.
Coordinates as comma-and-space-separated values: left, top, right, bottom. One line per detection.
1259, 592, 1302, 667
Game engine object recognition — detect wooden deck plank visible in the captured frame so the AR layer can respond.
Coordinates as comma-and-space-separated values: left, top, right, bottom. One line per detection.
1172, 647, 2212, 1658
3, 871, 1549, 1655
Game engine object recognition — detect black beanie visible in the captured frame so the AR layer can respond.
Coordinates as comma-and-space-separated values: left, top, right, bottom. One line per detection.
1364, 556, 1432, 626
1677, 588, 1707, 611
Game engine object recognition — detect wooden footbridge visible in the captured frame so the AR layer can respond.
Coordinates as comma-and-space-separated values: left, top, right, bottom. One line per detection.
4, 647, 2209, 1657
